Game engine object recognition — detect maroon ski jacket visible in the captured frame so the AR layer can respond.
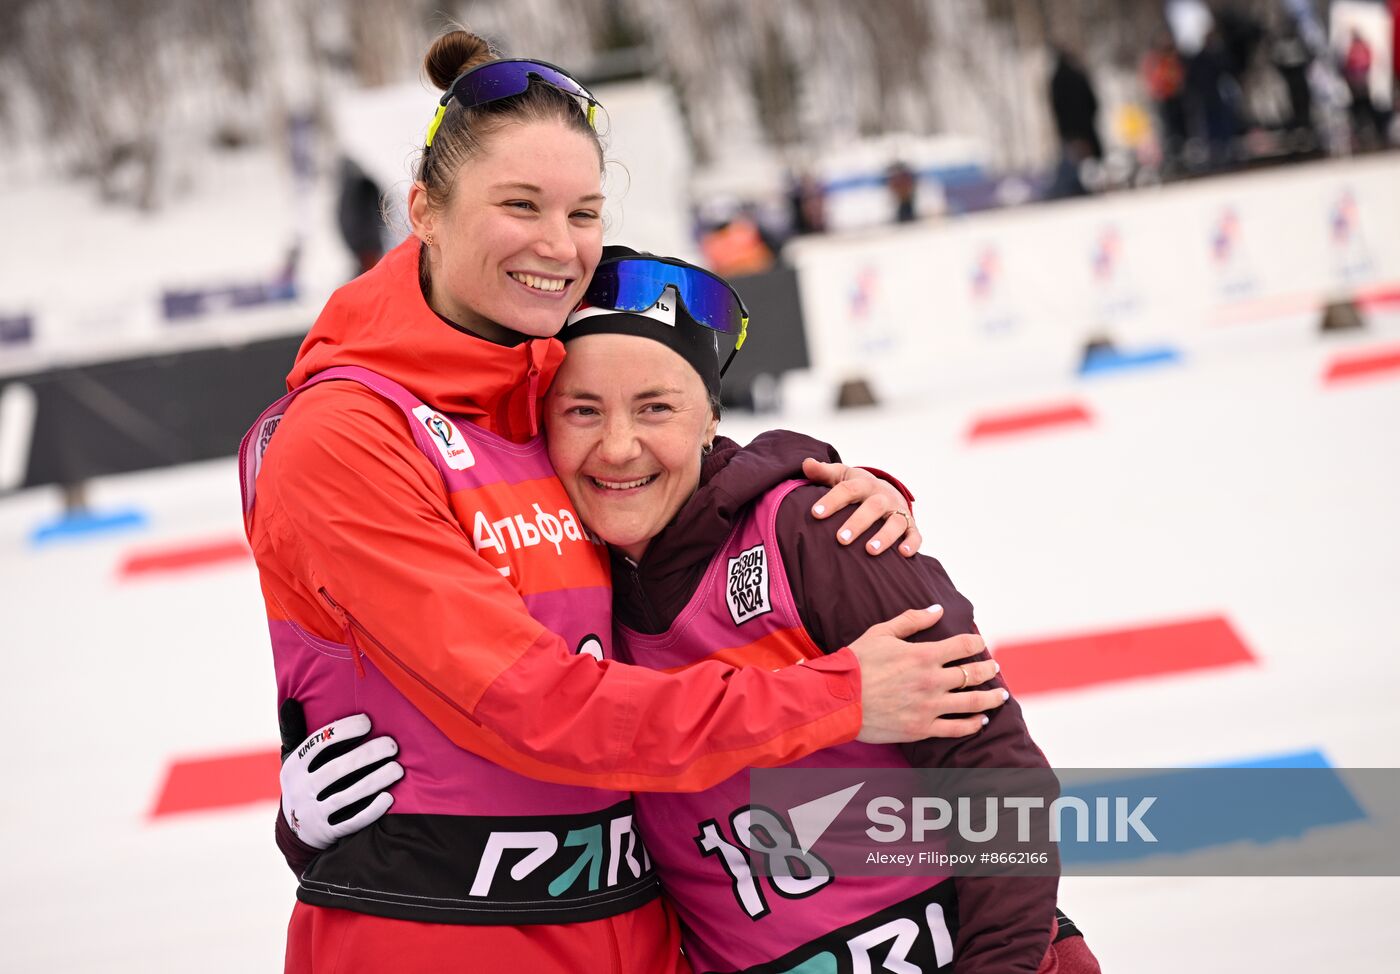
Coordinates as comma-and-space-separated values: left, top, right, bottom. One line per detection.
611, 429, 1061, 974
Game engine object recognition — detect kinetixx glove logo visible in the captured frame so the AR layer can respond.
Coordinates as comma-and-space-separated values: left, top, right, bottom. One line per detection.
297, 725, 335, 759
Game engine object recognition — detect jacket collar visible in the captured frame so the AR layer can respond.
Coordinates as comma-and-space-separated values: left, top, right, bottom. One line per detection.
287, 236, 565, 440
611, 430, 839, 631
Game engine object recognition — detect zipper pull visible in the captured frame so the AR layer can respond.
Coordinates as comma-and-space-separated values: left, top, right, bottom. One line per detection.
525, 341, 543, 437
319, 588, 366, 678
344, 623, 366, 679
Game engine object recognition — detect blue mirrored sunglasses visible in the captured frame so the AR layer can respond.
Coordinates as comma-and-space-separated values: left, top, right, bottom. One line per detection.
582, 256, 751, 376
425, 58, 599, 150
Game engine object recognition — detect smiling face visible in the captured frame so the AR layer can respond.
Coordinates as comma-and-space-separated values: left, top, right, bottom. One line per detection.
409, 119, 604, 342
546, 332, 719, 562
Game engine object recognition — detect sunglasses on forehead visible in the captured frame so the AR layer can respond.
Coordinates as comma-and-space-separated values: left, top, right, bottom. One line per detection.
424, 58, 600, 152
582, 256, 751, 377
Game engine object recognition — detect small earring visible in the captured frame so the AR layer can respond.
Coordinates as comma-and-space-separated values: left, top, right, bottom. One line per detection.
702, 441, 714, 456
424, 233, 434, 246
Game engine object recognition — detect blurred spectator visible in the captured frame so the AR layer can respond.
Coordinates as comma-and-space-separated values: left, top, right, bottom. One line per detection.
336, 156, 387, 278
1394, 0, 1400, 88
1141, 32, 1188, 171
1048, 47, 1103, 197
1049, 46, 1104, 158
699, 208, 776, 278
1270, 18, 1316, 148
1114, 102, 1156, 181
1184, 28, 1242, 171
1211, 0, 1266, 125
885, 161, 918, 223
787, 172, 827, 236
1342, 30, 1383, 151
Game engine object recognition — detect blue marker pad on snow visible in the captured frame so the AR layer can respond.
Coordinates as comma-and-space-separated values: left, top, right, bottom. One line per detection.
29, 507, 149, 547
1057, 749, 1367, 869
1079, 344, 1182, 377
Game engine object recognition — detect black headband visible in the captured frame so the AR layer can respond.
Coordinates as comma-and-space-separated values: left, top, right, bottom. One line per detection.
559, 306, 721, 400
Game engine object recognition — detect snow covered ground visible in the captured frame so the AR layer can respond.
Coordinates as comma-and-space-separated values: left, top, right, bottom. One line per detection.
1, 304, 1398, 970
0, 147, 344, 377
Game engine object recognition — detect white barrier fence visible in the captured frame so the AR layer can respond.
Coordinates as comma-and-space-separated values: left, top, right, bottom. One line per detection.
786, 155, 1400, 401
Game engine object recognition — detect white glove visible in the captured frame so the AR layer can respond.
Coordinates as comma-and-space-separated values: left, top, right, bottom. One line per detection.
280, 713, 403, 850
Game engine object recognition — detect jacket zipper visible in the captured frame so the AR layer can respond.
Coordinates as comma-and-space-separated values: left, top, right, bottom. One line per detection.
525, 341, 543, 437
620, 557, 662, 633
604, 910, 623, 974
317, 587, 482, 725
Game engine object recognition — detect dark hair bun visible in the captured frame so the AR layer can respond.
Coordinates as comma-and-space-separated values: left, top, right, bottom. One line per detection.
423, 30, 496, 91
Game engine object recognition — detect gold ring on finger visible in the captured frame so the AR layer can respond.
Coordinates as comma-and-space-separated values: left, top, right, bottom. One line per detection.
957, 664, 970, 690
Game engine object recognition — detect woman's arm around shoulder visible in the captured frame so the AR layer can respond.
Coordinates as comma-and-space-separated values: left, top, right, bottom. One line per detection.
252, 383, 862, 793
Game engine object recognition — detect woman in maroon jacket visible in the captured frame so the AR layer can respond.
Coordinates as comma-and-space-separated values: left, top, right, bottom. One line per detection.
539, 252, 1095, 974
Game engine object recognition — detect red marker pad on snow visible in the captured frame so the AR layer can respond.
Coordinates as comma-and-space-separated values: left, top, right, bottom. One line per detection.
1356, 284, 1400, 312
992, 615, 1255, 696
967, 402, 1093, 442
118, 537, 250, 579
150, 748, 280, 817
1323, 344, 1400, 385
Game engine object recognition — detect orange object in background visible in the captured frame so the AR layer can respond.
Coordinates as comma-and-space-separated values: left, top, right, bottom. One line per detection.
699, 216, 774, 278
